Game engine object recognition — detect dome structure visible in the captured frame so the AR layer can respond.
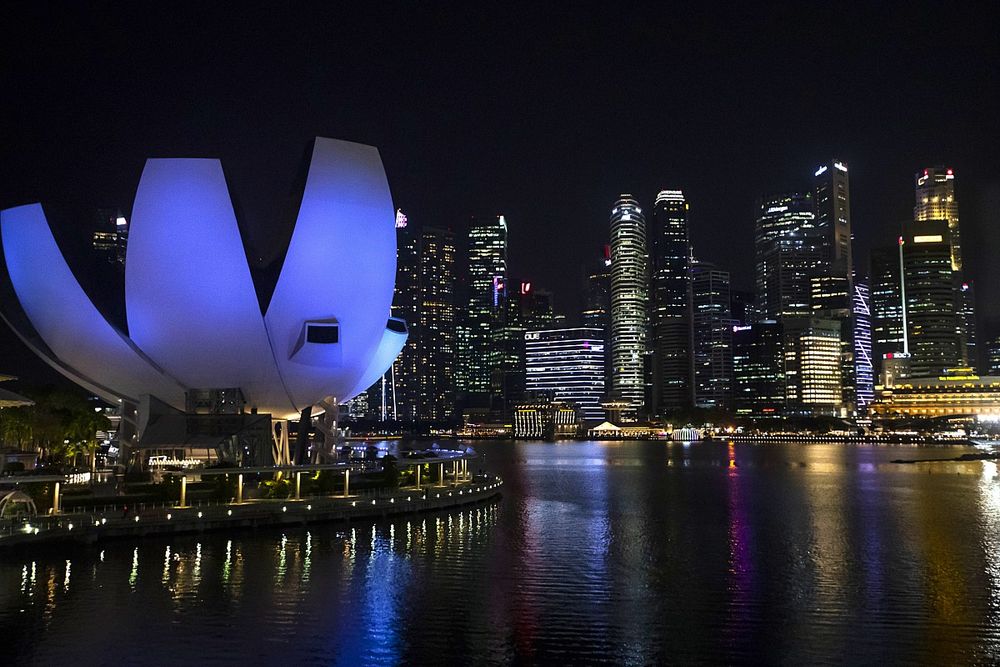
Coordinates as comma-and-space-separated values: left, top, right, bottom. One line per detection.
0, 137, 406, 421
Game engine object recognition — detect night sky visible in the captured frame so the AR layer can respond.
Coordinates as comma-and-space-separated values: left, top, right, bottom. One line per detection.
2, 3, 998, 384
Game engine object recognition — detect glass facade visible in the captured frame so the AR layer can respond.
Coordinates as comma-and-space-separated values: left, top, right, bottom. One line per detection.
609, 196, 649, 411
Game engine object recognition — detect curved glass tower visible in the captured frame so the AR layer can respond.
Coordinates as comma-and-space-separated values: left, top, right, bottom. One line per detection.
609, 195, 649, 412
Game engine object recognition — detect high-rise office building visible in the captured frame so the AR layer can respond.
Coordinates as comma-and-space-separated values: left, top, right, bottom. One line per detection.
489, 281, 557, 416
582, 247, 613, 394
783, 317, 843, 415
732, 320, 784, 416
730, 289, 756, 327
915, 167, 976, 368
902, 218, 963, 377
525, 327, 606, 421
754, 193, 824, 319
852, 280, 874, 414
649, 189, 693, 413
372, 214, 456, 423
414, 226, 456, 421
691, 260, 732, 410
456, 214, 507, 398
813, 159, 853, 291
958, 280, 977, 371
988, 337, 1000, 376
609, 195, 649, 412
915, 167, 961, 270
869, 245, 906, 376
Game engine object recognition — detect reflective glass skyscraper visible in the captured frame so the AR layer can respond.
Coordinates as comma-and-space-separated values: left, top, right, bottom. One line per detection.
813, 159, 853, 291
754, 193, 823, 319
609, 195, 649, 411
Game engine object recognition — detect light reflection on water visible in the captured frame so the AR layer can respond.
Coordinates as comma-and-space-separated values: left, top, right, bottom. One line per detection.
3, 440, 1000, 664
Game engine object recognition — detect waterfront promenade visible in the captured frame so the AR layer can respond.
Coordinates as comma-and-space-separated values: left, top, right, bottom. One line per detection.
0, 470, 503, 551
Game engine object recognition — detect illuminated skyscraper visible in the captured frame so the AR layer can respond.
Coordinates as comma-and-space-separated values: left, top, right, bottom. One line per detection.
988, 337, 1000, 376
649, 190, 693, 413
456, 214, 507, 398
582, 247, 613, 390
852, 280, 874, 413
915, 167, 960, 270
869, 244, 906, 376
414, 226, 456, 421
902, 218, 962, 377
525, 327, 606, 421
783, 317, 843, 415
609, 195, 649, 411
691, 260, 732, 409
373, 213, 455, 423
754, 193, 823, 319
915, 167, 976, 368
813, 159, 852, 292
732, 320, 784, 416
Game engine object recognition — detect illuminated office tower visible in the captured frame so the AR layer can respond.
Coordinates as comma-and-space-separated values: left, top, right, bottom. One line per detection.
732, 320, 784, 416
609, 195, 649, 412
869, 245, 906, 376
374, 214, 455, 423
691, 260, 732, 409
915, 167, 961, 270
852, 280, 874, 413
649, 189, 693, 413
754, 193, 824, 319
783, 317, 843, 416
525, 327, 606, 421
902, 219, 962, 377
915, 167, 976, 367
456, 214, 507, 398
414, 226, 456, 421
813, 159, 853, 292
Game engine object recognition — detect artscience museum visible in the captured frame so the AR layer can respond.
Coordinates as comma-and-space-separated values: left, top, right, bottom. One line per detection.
0, 137, 407, 465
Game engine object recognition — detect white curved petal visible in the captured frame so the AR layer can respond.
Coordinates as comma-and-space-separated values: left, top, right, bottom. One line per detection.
0, 203, 185, 408
126, 159, 295, 416
344, 320, 408, 401
265, 138, 396, 408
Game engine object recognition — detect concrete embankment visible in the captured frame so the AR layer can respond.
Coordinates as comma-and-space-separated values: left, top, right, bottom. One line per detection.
0, 477, 503, 552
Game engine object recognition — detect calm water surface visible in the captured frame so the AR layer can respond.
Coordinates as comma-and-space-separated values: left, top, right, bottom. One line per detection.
3, 440, 1000, 665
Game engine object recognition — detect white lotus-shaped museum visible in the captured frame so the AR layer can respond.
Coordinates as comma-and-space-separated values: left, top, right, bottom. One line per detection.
0, 137, 406, 421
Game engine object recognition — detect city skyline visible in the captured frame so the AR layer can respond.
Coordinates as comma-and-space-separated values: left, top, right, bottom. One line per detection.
2, 4, 998, 345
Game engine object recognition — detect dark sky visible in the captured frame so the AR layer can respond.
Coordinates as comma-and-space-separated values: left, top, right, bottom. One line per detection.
2, 2, 998, 384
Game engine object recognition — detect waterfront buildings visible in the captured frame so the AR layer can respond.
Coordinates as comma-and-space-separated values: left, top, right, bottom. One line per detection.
413, 226, 456, 421
524, 327, 606, 421
456, 214, 507, 399
871, 367, 1000, 420
902, 218, 963, 378
609, 195, 649, 412
513, 398, 579, 438
649, 189, 693, 413
691, 260, 732, 409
